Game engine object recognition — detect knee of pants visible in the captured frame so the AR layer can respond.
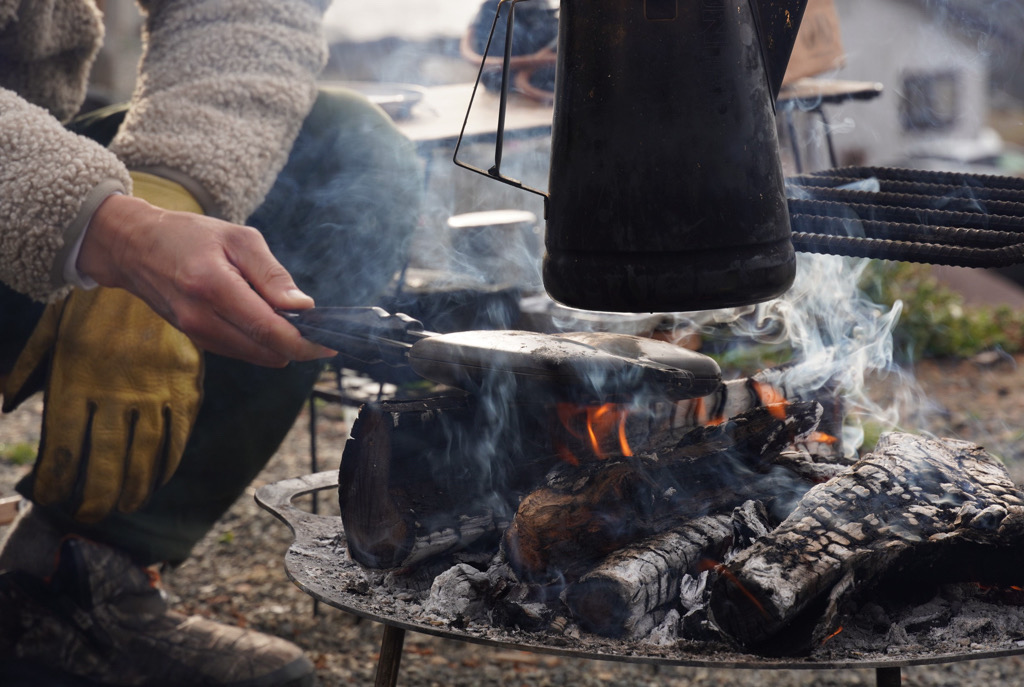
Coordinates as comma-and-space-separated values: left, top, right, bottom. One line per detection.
249, 87, 425, 308
0, 284, 45, 376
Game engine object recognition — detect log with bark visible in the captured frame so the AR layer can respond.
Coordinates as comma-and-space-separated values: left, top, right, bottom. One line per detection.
502, 400, 826, 582
338, 393, 559, 569
706, 432, 1024, 654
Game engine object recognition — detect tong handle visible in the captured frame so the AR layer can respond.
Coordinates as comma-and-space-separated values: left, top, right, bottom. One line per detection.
281, 306, 430, 365
290, 307, 426, 340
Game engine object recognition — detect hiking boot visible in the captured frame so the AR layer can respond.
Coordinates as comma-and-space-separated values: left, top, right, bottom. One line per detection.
0, 510, 314, 686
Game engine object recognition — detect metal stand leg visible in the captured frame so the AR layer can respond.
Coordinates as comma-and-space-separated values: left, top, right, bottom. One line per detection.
374, 625, 407, 687
876, 666, 901, 686
816, 107, 839, 169
308, 395, 320, 617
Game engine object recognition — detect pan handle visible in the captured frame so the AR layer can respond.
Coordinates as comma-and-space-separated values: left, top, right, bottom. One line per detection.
254, 471, 339, 541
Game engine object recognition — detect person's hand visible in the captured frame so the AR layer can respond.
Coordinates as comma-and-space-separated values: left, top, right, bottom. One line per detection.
77, 183, 336, 367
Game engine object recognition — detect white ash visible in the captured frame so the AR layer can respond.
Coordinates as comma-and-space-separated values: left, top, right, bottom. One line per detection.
679, 570, 709, 614
642, 608, 682, 647
423, 563, 489, 621
817, 583, 1024, 658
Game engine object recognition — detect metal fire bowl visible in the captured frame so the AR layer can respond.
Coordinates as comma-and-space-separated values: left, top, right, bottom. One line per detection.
255, 472, 1024, 672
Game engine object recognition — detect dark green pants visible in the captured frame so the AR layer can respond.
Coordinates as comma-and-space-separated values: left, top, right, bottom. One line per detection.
2, 87, 422, 564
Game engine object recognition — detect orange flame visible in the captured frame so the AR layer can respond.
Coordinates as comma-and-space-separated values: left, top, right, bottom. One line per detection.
555, 442, 580, 467
751, 381, 788, 420
556, 402, 634, 463
975, 582, 1024, 594
808, 431, 838, 445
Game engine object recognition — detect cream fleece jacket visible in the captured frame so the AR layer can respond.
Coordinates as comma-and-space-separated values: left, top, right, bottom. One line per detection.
0, 0, 329, 302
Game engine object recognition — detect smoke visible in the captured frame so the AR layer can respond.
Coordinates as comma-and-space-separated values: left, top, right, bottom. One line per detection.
699, 251, 940, 456
920, 0, 1024, 58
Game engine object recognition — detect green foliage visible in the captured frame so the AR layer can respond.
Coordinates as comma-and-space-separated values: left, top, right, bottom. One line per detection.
857, 419, 886, 456
702, 340, 793, 377
698, 261, 1024, 374
0, 442, 36, 466
860, 262, 1024, 361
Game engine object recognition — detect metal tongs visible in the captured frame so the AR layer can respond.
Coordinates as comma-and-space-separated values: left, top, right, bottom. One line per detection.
280, 306, 429, 367
282, 307, 722, 403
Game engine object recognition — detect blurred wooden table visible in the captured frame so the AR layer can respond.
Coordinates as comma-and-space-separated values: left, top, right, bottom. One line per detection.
777, 78, 885, 172
393, 82, 553, 150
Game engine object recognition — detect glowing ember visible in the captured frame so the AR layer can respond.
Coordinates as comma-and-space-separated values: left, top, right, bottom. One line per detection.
698, 559, 770, 619
821, 626, 843, 645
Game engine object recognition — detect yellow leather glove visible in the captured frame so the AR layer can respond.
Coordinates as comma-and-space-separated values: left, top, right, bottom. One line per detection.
2, 172, 205, 523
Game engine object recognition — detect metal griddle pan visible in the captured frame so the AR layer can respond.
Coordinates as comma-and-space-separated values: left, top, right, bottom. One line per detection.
283, 307, 721, 403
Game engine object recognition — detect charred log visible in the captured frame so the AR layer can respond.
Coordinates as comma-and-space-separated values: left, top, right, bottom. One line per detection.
707, 432, 1024, 654
485, 560, 562, 633
563, 513, 733, 638
562, 500, 785, 639
503, 401, 825, 582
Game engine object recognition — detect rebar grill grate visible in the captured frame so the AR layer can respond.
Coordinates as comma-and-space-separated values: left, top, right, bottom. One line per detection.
787, 166, 1024, 267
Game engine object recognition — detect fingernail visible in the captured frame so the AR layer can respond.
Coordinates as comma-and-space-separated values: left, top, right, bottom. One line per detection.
287, 288, 314, 303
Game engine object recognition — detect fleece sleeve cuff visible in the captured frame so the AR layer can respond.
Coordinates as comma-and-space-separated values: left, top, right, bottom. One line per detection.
51, 179, 128, 290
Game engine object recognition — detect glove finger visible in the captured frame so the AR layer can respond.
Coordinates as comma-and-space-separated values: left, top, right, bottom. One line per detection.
117, 405, 167, 514
73, 403, 132, 524
32, 399, 94, 508
120, 399, 199, 512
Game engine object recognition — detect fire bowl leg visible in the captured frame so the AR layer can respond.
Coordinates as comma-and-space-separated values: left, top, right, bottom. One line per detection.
876, 667, 901, 686
375, 625, 407, 687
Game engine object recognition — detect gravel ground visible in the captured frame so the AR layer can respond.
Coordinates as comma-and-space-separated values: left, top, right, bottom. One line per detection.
5, 354, 1024, 686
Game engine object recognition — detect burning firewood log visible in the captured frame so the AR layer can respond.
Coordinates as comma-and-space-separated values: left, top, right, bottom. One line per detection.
706, 432, 1024, 654
635, 370, 845, 461
502, 400, 825, 582
339, 370, 829, 572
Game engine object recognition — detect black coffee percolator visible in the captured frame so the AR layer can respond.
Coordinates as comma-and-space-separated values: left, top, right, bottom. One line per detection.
456, 0, 810, 313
